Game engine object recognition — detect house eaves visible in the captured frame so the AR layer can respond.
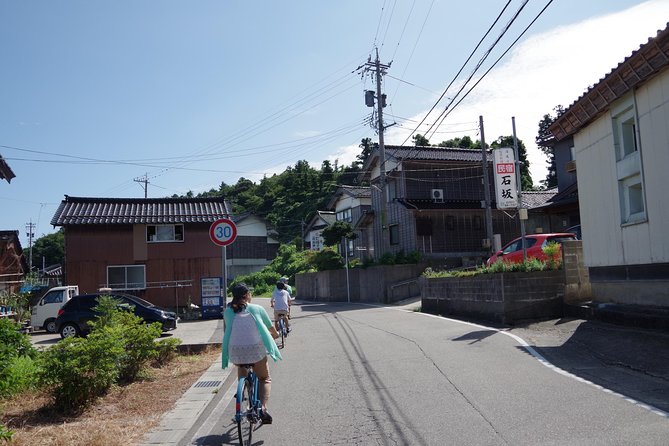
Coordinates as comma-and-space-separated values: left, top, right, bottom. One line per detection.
326, 185, 371, 210
0, 156, 16, 184
359, 145, 493, 182
550, 23, 669, 141
51, 195, 232, 226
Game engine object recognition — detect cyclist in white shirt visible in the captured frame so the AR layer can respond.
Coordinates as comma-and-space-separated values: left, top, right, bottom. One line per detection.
270, 281, 291, 332
222, 283, 281, 424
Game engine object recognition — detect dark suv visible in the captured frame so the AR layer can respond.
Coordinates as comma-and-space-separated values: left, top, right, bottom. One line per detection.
55, 292, 178, 338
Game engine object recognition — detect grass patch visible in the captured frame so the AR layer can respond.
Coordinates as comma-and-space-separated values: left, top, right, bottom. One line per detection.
0, 346, 220, 446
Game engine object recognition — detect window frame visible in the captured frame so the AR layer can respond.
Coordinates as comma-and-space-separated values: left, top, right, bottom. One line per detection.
389, 224, 400, 245
611, 98, 646, 225
146, 224, 184, 243
107, 265, 146, 291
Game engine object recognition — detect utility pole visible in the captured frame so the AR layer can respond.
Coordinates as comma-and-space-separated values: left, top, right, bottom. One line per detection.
25, 220, 36, 271
512, 117, 528, 260
134, 173, 149, 198
363, 48, 391, 254
479, 116, 494, 255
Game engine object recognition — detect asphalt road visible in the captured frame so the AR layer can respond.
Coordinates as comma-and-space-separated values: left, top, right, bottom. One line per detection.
184, 301, 669, 446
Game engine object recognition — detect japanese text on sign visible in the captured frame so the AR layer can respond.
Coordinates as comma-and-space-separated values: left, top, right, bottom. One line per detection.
493, 147, 519, 210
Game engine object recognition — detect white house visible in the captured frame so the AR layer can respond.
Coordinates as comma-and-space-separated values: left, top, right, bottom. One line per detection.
304, 210, 335, 251
550, 24, 669, 307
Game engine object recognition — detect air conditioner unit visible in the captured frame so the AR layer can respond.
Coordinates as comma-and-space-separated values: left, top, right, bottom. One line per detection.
431, 189, 444, 203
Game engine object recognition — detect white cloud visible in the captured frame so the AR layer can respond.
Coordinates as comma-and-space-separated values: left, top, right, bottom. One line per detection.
387, 0, 669, 185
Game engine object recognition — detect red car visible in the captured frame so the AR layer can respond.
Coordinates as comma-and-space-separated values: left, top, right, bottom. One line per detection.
486, 233, 577, 266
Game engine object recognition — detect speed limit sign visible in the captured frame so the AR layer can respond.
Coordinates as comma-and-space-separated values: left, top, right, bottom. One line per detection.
209, 218, 237, 247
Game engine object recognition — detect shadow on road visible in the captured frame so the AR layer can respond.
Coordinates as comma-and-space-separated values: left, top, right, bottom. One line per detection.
513, 320, 669, 414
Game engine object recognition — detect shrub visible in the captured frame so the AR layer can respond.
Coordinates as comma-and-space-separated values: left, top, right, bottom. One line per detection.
310, 248, 344, 271
39, 336, 124, 413
0, 318, 39, 398
0, 317, 36, 359
89, 296, 163, 382
153, 337, 182, 367
0, 423, 13, 442
378, 252, 396, 265
0, 355, 41, 397
542, 241, 561, 269
423, 257, 556, 278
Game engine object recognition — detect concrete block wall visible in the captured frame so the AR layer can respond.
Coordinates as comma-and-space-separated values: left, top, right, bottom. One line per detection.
562, 240, 591, 303
296, 263, 427, 304
421, 270, 565, 324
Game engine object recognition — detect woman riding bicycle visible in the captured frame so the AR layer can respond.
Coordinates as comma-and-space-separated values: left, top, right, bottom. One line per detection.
222, 283, 282, 424
270, 281, 291, 332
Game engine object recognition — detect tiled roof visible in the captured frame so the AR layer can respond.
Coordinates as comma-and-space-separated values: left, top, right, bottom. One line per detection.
338, 185, 371, 198
385, 145, 492, 163
550, 23, 669, 141
51, 196, 232, 225
521, 189, 558, 209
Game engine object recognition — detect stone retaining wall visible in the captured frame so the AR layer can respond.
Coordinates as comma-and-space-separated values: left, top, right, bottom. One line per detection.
420, 270, 565, 324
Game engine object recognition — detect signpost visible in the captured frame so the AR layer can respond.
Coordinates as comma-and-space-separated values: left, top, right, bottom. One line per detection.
208, 218, 237, 317
493, 147, 519, 210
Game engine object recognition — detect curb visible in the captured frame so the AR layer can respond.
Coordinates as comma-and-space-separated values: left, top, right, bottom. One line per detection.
139, 348, 230, 446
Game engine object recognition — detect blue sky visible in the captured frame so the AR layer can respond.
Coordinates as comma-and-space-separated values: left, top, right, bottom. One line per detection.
2, 0, 668, 253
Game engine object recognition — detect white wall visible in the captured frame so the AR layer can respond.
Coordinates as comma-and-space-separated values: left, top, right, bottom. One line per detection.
575, 71, 669, 267
235, 215, 267, 237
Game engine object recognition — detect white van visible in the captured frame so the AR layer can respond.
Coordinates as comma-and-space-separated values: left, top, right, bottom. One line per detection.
30, 285, 79, 333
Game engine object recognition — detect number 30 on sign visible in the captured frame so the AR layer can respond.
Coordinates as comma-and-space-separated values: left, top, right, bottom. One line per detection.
209, 218, 237, 247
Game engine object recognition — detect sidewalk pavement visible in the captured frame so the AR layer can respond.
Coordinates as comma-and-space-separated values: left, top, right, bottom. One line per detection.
140, 299, 669, 445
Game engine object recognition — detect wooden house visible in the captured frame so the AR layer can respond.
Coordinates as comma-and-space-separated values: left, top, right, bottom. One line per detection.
0, 230, 27, 294
326, 185, 372, 260
304, 210, 336, 251
51, 195, 277, 309
359, 145, 521, 267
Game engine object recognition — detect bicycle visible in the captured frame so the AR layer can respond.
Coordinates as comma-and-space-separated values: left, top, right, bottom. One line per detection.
234, 364, 263, 445
276, 313, 289, 349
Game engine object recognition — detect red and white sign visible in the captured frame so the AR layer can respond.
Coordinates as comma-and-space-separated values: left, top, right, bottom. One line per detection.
209, 218, 237, 247
493, 147, 519, 210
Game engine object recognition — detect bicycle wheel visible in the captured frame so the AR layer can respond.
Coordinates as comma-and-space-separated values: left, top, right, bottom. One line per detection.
236, 377, 254, 446
279, 318, 285, 349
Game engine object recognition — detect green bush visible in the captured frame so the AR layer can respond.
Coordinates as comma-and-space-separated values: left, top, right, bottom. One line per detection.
153, 337, 182, 367
0, 423, 13, 442
38, 295, 170, 412
311, 247, 344, 271
0, 318, 39, 398
423, 257, 556, 278
0, 355, 41, 397
0, 317, 36, 359
89, 296, 163, 382
39, 335, 124, 413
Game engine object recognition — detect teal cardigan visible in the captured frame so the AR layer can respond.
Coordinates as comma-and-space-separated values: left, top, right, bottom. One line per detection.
221, 303, 282, 369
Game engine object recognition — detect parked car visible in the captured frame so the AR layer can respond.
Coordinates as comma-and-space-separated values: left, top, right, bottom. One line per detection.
566, 224, 582, 240
486, 233, 578, 266
55, 292, 178, 338
30, 285, 79, 333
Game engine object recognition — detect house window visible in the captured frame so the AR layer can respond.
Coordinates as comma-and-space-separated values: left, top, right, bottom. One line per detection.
107, 265, 146, 290
612, 100, 645, 224
336, 209, 352, 222
387, 180, 397, 201
389, 224, 400, 245
147, 224, 184, 242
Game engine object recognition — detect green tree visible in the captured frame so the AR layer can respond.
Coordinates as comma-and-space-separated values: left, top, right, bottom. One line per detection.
491, 136, 533, 191
536, 105, 564, 189
438, 136, 475, 148
321, 220, 356, 246
412, 134, 430, 146
31, 229, 65, 267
